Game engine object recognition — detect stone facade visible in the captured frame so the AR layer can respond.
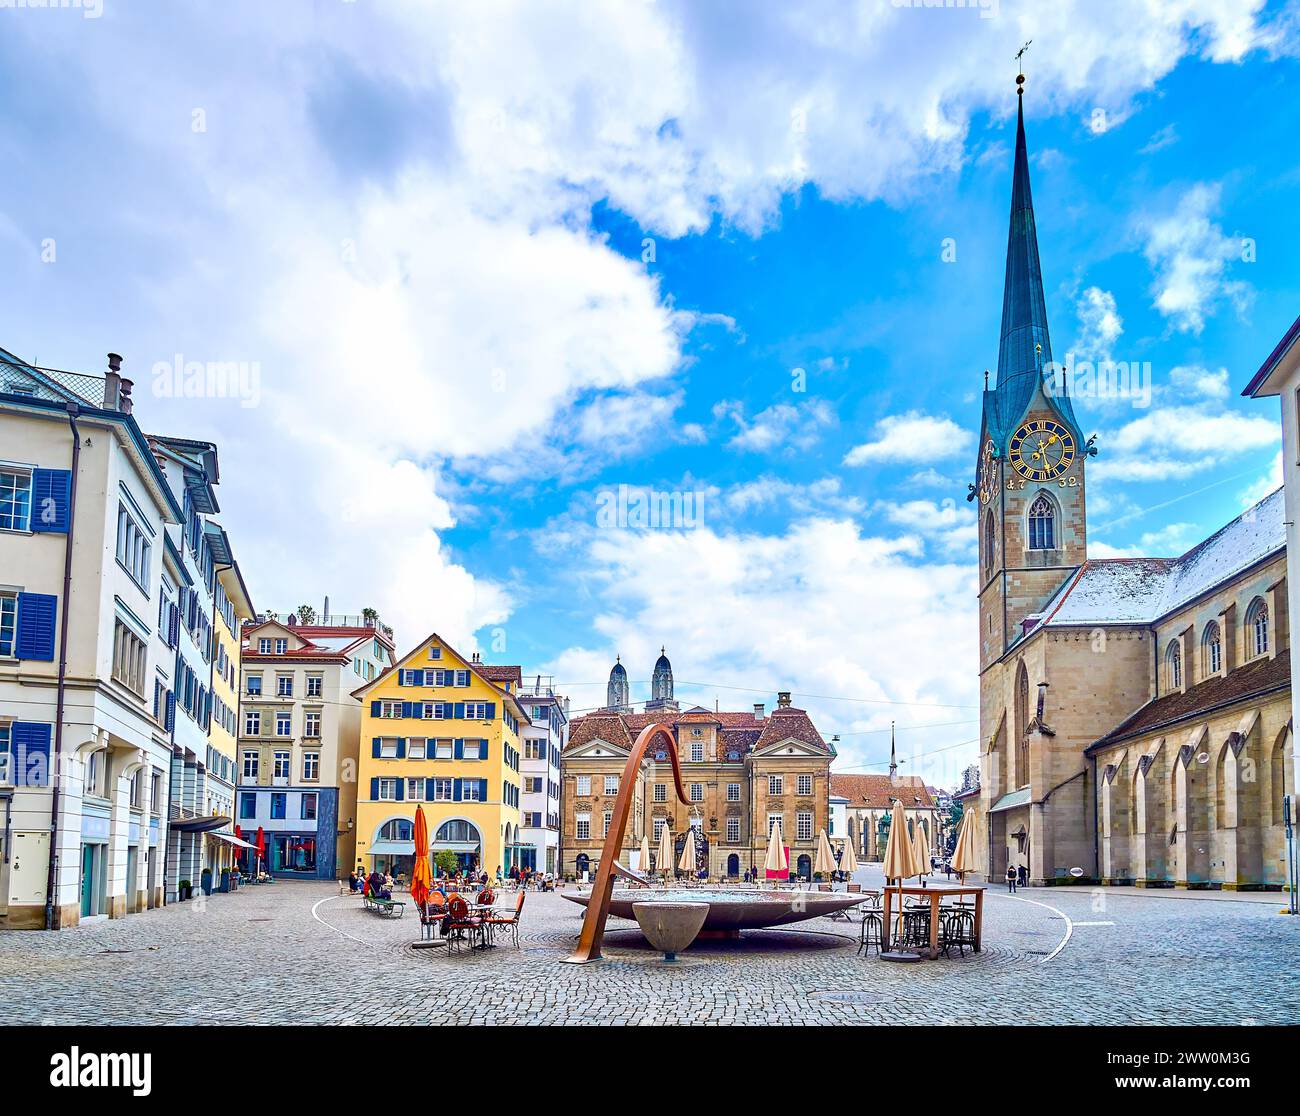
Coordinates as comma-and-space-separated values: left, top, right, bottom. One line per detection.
561, 687, 834, 880
831, 774, 940, 862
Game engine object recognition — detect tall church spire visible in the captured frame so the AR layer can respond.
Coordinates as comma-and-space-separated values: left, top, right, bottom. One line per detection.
986, 74, 1080, 450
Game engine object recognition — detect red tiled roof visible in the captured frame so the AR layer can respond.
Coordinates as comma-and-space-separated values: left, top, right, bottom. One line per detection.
476, 664, 522, 686
566, 706, 829, 755
830, 773, 934, 809
1089, 653, 1290, 750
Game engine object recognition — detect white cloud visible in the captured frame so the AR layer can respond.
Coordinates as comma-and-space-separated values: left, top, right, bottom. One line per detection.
1168, 364, 1230, 400
844, 412, 971, 466
716, 398, 837, 453
876, 498, 978, 555
1090, 521, 1200, 559
1093, 405, 1279, 483
1139, 182, 1252, 334
1071, 285, 1124, 364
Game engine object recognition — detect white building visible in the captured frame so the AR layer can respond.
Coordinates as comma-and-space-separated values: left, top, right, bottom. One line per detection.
1241, 311, 1300, 905
517, 675, 567, 875
1, 351, 182, 928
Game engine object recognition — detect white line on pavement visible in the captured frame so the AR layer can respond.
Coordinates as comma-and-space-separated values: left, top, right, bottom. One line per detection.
311, 894, 377, 947
1072, 921, 1115, 926
997, 892, 1073, 963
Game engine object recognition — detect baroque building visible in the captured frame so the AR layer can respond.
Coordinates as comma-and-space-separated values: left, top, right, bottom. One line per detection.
973, 83, 1293, 889
561, 655, 835, 879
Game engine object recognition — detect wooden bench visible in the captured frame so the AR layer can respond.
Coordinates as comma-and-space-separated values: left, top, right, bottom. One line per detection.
364, 894, 405, 918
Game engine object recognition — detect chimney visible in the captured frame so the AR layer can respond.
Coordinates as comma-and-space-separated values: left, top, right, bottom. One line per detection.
753, 703, 765, 721
472, 651, 481, 663
103, 353, 122, 410
777, 691, 792, 709
118, 377, 134, 415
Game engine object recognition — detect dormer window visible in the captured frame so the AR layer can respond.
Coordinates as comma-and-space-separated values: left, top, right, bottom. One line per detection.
1026, 493, 1056, 550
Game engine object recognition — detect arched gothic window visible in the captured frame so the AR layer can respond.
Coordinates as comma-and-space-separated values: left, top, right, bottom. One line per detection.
1015, 662, 1030, 788
1166, 640, 1182, 689
1202, 621, 1221, 676
1246, 598, 1269, 658
983, 510, 996, 575
1026, 493, 1056, 550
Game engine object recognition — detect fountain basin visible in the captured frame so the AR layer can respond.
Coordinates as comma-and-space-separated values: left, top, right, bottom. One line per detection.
565, 887, 867, 932
632, 901, 709, 960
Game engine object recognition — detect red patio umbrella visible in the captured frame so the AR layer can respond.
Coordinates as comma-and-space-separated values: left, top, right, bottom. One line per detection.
233, 825, 245, 872
254, 826, 266, 875
411, 804, 431, 912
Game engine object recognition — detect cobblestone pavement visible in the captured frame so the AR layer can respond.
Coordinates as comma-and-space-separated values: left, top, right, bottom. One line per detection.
1, 874, 1296, 1025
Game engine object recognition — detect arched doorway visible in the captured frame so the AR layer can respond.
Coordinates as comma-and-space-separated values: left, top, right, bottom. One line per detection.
796, 853, 812, 880
433, 818, 482, 875
726, 853, 740, 878
575, 853, 590, 879
371, 818, 415, 880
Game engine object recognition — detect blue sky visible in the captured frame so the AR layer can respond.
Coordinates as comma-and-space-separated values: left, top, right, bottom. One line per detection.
2, 0, 1298, 787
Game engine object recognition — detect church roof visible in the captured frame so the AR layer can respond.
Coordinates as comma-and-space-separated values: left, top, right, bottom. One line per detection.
565, 706, 830, 756
1032, 487, 1285, 630
982, 86, 1081, 453
830, 773, 933, 810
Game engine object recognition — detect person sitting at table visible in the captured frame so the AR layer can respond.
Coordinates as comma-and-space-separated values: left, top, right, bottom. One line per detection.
367, 869, 391, 900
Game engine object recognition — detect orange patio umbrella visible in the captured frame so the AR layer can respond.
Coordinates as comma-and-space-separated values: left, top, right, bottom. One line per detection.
411, 804, 432, 911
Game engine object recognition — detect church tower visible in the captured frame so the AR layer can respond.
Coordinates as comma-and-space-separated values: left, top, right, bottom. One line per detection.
605, 655, 632, 713
974, 75, 1092, 671
645, 647, 679, 713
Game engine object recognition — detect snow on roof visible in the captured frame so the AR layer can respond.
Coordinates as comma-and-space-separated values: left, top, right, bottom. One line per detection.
1040, 487, 1284, 628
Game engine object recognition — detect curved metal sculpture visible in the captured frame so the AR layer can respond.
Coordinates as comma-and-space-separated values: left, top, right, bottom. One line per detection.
564, 722, 689, 964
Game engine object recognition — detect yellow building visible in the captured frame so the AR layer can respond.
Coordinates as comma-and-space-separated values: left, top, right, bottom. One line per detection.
353, 633, 525, 879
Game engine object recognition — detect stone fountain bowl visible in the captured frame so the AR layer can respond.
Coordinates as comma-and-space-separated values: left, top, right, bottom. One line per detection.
565, 887, 867, 931
632, 901, 709, 960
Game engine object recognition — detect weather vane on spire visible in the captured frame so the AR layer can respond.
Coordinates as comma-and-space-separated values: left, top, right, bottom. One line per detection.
1015, 40, 1032, 94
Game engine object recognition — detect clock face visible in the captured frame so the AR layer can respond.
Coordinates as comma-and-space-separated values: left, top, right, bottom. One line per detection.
1009, 419, 1076, 481
977, 438, 997, 504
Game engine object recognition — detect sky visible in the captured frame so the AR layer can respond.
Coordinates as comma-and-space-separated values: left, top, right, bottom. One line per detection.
2, 0, 1298, 789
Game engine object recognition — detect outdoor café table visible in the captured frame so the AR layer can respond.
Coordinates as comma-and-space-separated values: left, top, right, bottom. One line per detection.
880, 884, 985, 960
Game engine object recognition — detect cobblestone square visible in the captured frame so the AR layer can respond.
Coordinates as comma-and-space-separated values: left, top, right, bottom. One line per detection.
2, 869, 1295, 1026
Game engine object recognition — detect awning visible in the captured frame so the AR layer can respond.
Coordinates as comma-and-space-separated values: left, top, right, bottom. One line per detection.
211, 832, 255, 850
170, 814, 233, 833
989, 788, 1031, 814
369, 840, 415, 857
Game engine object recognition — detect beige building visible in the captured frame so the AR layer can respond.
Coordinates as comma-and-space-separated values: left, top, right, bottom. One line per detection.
561, 654, 835, 880
831, 773, 939, 863
236, 614, 395, 878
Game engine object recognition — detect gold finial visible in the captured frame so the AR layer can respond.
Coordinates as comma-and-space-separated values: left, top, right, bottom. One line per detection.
1015, 40, 1031, 95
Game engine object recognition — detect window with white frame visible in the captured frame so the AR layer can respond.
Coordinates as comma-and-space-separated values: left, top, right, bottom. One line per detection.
462, 780, 483, 802
115, 504, 152, 589
1027, 492, 1057, 550
380, 700, 403, 718
432, 778, 453, 801
276, 711, 292, 737
653, 783, 666, 802
1247, 598, 1269, 658
604, 775, 618, 795
689, 783, 703, 802
768, 812, 784, 836
303, 751, 320, 781
246, 674, 262, 696
241, 751, 259, 780
726, 816, 740, 842
797, 812, 813, 841
111, 620, 147, 695
407, 738, 426, 760
276, 674, 293, 697
306, 674, 322, 696
575, 813, 591, 841
603, 811, 612, 837
304, 711, 321, 738
576, 775, 591, 797
690, 740, 704, 763
273, 751, 290, 779
379, 738, 399, 759
768, 774, 783, 796
377, 778, 399, 801
727, 783, 741, 802
258, 638, 271, 653
150, 770, 162, 814
244, 710, 261, 735
274, 639, 287, 654
0, 591, 16, 657
427, 645, 442, 660
407, 777, 424, 802
463, 739, 482, 760
85, 750, 104, 798
465, 701, 490, 719
797, 773, 812, 796
0, 469, 32, 532
434, 739, 454, 759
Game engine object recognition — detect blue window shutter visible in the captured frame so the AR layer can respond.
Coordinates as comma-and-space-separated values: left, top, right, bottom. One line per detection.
479, 778, 488, 802
396, 738, 407, 759
425, 778, 435, 800
484, 702, 496, 720
397, 670, 406, 687
370, 700, 381, 716
165, 691, 176, 732
454, 702, 465, 720
453, 738, 464, 760
370, 777, 379, 801
402, 701, 413, 718
452, 778, 462, 802
30, 469, 71, 533
480, 739, 489, 763
372, 738, 382, 759
15, 593, 57, 661
395, 780, 404, 801
13, 722, 52, 786
538, 742, 546, 761
417, 670, 427, 686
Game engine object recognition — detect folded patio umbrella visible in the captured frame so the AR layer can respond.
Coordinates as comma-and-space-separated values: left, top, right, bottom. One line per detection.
254, 826, 266, 874
639, 833, 651, 876
410, 804, 431, 911
764, 820, 788, 880
677, 828, 697, 875
814, 828, 837, 879
656, 825, 673, 879
881, 800, 920, 954
912, 818, 930, 882
840, 835, 859, 876
950, 808, 979, 882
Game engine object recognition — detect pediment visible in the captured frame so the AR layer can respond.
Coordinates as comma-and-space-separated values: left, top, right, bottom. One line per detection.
753, 737, 825, 759
567, 738, 631, 760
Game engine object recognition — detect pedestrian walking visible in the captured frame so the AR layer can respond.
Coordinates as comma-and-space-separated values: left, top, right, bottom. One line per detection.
1006, 864, 1017, 893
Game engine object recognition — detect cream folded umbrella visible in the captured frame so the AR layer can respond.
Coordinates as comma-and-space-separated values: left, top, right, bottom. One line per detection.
814, 828, 837, 881
950, 808, 978, 883
656, 825, 673, 880
912, 819, 931, 883
881, 799, 921, 952
639, 833, 651, 877
678, 827, 698, 876
764, 820, 788, 882
840, 836, 859, 877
